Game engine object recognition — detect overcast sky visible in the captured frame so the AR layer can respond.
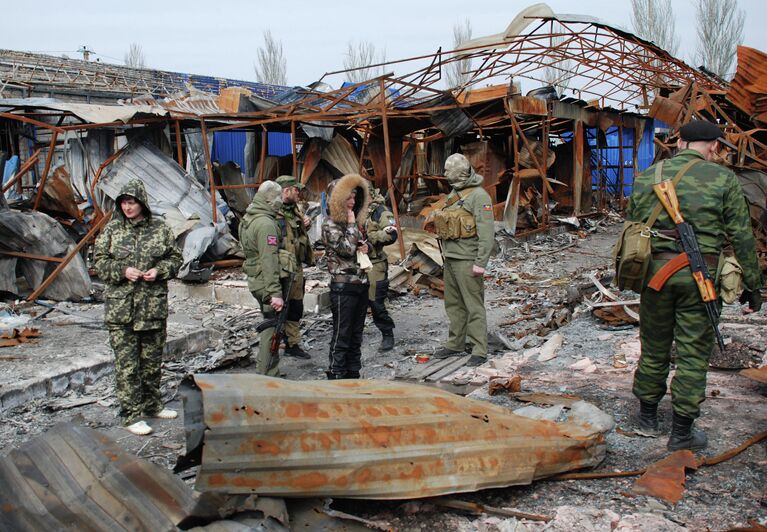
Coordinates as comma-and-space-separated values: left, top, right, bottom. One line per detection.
2, 0, 764, 87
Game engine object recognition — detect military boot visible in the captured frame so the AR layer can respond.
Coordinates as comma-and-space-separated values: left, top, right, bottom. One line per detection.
667, 412, 708, 451
343, 371, 361, 379
636, 400, 660, 437
326, 371, 344, 380
284, 344, 311, 359
379, 333, 394, 352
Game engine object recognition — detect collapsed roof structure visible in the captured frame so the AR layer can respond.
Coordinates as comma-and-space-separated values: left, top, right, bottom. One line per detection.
1, 2, 765, 300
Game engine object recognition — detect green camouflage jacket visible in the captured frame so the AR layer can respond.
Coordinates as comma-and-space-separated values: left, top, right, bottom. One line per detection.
364, 189, 397, 264
240, 193, 284, 300
440, 173, 495, 268
277, 202, 314, 266
94, 179, 182, 330
626, 149, 762, 290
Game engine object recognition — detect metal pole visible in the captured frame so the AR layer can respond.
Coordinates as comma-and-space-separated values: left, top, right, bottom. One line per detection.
32, 130, 59, 211
25, 211, 113, 302
573, 120, 584, 215
379, 78, 406, 260
618, 125, 625, 205
199, 119, 217, 223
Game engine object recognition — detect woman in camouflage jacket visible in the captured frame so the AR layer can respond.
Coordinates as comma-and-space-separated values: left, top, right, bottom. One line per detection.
94, 179, 182, 436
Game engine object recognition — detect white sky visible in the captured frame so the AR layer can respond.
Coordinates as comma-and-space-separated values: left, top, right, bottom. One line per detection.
2, 0, 765, 86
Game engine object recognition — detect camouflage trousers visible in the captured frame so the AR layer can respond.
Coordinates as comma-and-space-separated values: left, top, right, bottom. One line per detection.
443, 258, 487, 357
632, 260, 717, 419
368, 260, 394, 334
108, 325, 166, 424
284, 268, 304, 348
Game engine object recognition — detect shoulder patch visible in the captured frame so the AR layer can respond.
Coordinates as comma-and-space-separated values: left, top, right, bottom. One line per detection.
267, 235, 278, 246
482, 204, 492, 211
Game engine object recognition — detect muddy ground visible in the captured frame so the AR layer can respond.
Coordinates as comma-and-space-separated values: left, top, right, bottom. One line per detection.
1, 220, 765, 531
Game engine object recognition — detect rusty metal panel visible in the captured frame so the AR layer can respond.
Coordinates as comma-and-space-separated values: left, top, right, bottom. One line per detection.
184, 374, 607, 500
509, 96, 548, 116
728, 46, 767, 118
0, 423, 198, 532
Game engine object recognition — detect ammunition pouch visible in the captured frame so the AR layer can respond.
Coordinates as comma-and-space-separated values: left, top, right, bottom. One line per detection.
278, 249, 298, 279
431, 207, 478, 240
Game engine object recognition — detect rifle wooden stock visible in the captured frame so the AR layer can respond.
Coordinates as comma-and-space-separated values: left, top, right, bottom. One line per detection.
653, 180, 684, 224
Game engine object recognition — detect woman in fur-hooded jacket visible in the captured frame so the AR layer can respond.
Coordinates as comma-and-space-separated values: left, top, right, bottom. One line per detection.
321, 174, 370, 379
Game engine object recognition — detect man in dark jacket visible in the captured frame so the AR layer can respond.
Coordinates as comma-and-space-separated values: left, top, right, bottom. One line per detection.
95, 178, 182, 436
627, 120, 762, 451
364, 182, 398, 352
240, 180, 291, 377
321, 174, 370, 379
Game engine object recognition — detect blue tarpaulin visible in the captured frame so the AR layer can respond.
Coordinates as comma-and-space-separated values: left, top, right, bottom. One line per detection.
587, 120, 655, 197
212, 131, 293, 171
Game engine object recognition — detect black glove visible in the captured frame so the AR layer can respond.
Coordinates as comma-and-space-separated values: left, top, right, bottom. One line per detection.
739, 289, 763, 312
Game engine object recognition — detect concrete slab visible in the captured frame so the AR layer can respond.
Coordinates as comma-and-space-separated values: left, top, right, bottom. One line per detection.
168, 279, 330, 313
0, 305, 221, 412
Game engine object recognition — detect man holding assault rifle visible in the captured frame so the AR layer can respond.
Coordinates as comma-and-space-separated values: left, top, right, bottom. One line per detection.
626, 120, 763, 451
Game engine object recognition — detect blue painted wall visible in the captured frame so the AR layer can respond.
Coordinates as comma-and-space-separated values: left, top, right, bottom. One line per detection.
212, 131, 294, 171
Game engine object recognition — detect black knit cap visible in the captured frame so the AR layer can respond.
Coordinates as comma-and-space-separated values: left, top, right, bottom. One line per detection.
679, 120, 724, 142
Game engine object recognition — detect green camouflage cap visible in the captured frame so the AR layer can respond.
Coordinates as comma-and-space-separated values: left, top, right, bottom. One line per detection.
275, 175, 305, 190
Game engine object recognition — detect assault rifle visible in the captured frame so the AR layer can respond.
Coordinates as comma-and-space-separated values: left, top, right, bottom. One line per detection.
652, 180, 725, 352
256, 273, 296, 363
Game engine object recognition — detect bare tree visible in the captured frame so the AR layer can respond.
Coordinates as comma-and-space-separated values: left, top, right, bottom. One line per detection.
630, 0, 679, 56
694, 0, 745, 79
343, 41, 386, 84
446, 19, 473, 88
542, 23, 574, 93
124, 43, 146, 69
254, 30, 288, 86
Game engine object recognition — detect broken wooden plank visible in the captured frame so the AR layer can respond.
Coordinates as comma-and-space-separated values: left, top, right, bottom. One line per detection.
426, 355, 473, 382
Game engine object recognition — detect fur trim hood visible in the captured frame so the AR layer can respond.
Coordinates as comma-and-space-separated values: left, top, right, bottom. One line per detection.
328, 174, 370, 224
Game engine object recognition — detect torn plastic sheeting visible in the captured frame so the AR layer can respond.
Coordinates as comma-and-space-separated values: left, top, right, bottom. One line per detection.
631, 450, 699, 504
179, 374, 608, 500
0, 423, 200, 532
0, 209, 92, 300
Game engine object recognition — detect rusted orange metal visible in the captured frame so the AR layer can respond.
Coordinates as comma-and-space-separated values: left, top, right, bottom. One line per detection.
184, 374, 607, 500
631, 450, 699, 504
740, 366, 767, 384
727, 46, 767, 125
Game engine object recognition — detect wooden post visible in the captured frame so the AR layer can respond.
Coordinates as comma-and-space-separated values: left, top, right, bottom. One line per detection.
379, 78, 406, 260
174, 120, 184, 167
541, 110, 550, 227
506, 128, 522, 233
258, 126, 268, 184
199, 119, 217, 223
618, 125, 625, 205
32, 130, 59, 211
573, 120, 584, 215
291, 119, 298, 177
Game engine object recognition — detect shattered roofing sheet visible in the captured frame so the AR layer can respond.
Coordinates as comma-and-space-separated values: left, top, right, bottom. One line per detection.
0, 98, 168, 124
0, 423, 198, 532
727, 46, 767, 122
184, 374, 607, 500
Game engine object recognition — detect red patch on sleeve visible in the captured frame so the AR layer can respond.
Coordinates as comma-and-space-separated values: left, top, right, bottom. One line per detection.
482, 204, 492, 211
267, 235, 278, 246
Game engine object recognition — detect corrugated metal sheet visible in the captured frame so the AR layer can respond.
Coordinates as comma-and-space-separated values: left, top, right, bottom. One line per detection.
182, 374, 607, 500
321, 134, 361, 176
267, 132, 293, 157
727, 46, 767, 122
98, 138, 222, 227
0, 423, 198, 532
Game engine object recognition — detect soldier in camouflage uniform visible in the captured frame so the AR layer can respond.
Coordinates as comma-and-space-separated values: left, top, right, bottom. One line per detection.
431, 154, 495, 367
364, 182, 398, 352
240, 181, 292, 377
275, 175, 314, 359
627, 120, 762, 451
321, 174, 370, 379
94, 178, 182, 436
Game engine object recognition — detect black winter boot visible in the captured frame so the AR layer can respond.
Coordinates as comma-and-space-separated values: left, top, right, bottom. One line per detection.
343, 371, 361, 379
379, 333, 394, 352
284, 344, 311, 359
667, 412, 708, 451
326, 371, 344, 380
636, 400, 660, 437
